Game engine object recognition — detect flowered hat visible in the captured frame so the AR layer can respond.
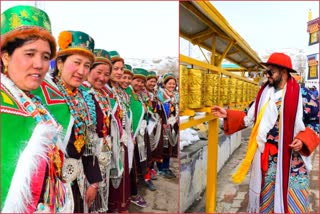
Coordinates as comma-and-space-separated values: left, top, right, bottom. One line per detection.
162, 72, 176, 83
1, 5, 56, 59
261, 52, 297, 73
133, 68, 148, 80
147, 70, 158, 80
109, 50, 124, 63
93, 49, 112, 66
57, 30, 95, 63
124, 64, 133, 76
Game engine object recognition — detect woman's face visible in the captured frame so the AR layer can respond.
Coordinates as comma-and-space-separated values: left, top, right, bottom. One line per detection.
58, 54, 91, 90
119, 73, 133, 89
164, 78, 176, 92
146, 77, 157, 91
87, 63, 111, 89
110, 61, 124, 83
2, 39, 51, 91
131, 77, 146, 93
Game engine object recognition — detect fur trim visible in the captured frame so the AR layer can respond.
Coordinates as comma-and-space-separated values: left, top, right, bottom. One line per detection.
2, 123, 62, 213
163, 76, 176, 84
57, 48, 94, 64
1, 27, 56, 59
133, 74, 147, 80
93, 57, 112, 68
111, 57, 124, 64
147, 76, 158, 80
123, 70, 134, 76
95, 57, 111, 65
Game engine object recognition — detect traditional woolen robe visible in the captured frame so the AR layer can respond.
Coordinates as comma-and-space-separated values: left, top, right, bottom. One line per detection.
224, 77, 319, 213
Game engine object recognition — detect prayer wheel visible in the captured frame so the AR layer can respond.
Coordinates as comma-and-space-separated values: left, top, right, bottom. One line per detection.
179, 65, 188, 112
188, 69, 205, 108
220, 77, 230, 105
229, 78, 237, 103
236, 80, 243, 103
204, 73, 215, 106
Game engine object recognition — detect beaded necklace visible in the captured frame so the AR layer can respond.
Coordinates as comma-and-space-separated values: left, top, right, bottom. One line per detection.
56, 80, 97, 153
114, 85, 130, 123
94, 88, 112, 150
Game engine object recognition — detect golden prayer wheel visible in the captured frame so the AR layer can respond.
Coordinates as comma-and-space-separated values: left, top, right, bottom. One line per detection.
220, 77, 230, 105
179, 65, 189, 112
236, 80, 243, 103
188, 69, 205, 109
204, 73, 215, 106
243, 82, 248, 103
212, 74, 219, 105
229, 78, 237, 103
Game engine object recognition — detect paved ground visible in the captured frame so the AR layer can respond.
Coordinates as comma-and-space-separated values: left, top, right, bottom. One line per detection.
187, 128, 320, 213
128, 157, 179, 213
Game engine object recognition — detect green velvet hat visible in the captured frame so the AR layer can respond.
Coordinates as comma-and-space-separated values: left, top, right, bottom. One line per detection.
1, 5, 56, 59
109, 50, 124, 63
147, 70, 158, 80
57, 30, 95, 63
162, 72, 176, 83
124, 64, 134, 76
93, 49, 112, 66
133, 68, 148, 80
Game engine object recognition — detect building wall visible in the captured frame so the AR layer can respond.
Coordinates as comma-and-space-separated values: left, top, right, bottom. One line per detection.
305, 17, 319, 91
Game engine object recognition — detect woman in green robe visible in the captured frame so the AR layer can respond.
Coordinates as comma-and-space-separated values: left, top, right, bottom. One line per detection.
1, 5, 69, 213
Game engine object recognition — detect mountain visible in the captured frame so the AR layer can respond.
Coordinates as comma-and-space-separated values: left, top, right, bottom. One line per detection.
125, 56, 178, 76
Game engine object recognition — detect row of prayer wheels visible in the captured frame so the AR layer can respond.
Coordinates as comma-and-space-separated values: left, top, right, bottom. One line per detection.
180, 65, 260, 111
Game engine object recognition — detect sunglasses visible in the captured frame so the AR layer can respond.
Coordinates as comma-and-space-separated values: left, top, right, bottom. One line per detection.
264, 69, 276, 76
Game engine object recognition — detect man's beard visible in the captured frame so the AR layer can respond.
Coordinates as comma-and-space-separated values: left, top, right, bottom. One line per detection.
268, 74, 282, 88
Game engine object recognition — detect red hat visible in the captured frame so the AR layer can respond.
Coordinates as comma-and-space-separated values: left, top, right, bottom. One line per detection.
261, 52, 297, 73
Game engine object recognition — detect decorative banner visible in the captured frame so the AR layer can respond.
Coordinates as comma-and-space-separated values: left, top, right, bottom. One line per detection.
307, 56, 319, 80
307, 19, 319, 45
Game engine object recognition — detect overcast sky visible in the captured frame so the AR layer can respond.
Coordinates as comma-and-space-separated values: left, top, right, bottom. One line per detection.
1, 1, 179, 59
212, 1, 319, 53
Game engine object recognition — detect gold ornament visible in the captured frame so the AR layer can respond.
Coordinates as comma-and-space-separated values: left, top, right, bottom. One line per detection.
4, 65, 8, 75
74, 135, 85, 153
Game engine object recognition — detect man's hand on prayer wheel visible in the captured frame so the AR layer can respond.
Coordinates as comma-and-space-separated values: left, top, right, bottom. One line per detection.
211, 106, 227, 118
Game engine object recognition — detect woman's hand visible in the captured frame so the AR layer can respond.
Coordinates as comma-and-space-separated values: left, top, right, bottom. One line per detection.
85, 183, 98, 207
211, 106, 227, 118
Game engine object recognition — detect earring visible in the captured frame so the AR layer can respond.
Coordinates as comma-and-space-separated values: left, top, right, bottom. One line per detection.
57, 69, 61, 78
4, 65, 8, 75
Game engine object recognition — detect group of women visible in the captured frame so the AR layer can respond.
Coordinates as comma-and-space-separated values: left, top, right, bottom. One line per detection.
1, 5, 179, 213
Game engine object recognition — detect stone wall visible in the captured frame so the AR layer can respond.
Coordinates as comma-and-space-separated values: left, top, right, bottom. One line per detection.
180, 131, 243, 212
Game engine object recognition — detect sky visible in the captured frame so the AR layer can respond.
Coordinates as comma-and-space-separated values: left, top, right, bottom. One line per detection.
211, 1, 319, 53
1, 1, 179, 59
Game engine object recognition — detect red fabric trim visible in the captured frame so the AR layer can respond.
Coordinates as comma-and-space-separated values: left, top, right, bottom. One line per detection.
295, 127, 320, 156
254, 82, 269, 123
40, 81, 65, 105
224, 110, 246, 135
26, 157, 47, 212
261, 143, 278, 174
282, 77, 300, 213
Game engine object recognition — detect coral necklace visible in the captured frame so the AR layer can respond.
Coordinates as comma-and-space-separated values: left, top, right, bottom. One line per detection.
57, 80, 96, 153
